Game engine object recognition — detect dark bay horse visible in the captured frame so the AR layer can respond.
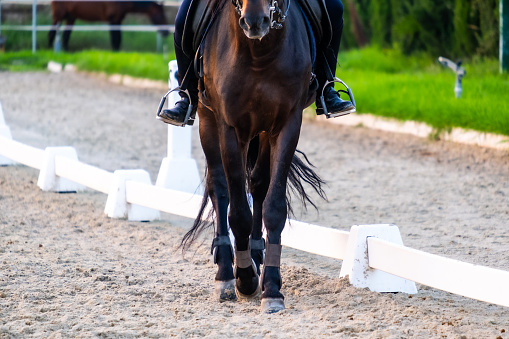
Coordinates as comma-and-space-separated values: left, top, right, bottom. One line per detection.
48, 1, 170, 51
183, 0, 326, 313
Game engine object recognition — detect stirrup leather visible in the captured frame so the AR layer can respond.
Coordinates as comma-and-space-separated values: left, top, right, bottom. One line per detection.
319, 77, 356, 119
156, 86, 195, 127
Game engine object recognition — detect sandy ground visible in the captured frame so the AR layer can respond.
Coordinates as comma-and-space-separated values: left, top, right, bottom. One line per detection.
1, 71, 508, 338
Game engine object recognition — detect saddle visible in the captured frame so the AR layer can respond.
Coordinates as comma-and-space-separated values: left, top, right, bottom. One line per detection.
180, 0, 332, 60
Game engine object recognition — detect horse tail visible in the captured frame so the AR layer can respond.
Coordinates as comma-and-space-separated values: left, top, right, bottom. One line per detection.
181, 170, 214, 251
286, 149, 327, 216
181, 142, 327, 250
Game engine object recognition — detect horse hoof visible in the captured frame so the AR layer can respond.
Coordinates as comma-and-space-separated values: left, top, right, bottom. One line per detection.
260, 298, 285, 314
214, 279, 237, 302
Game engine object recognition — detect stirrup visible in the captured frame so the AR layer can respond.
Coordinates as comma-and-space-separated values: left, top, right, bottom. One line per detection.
156, 86, 195, 127
319, 78, 356, 119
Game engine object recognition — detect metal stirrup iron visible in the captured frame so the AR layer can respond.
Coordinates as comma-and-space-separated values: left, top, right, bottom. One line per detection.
156, 86, 195, 127
319, 77, 356, 119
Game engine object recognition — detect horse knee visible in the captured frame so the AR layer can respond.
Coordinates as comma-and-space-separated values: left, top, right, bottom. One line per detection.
229, 210, 252, 235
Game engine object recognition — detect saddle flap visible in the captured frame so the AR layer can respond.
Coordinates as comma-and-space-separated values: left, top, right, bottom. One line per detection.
181, 0, 217, 57
295, 0, 332, 46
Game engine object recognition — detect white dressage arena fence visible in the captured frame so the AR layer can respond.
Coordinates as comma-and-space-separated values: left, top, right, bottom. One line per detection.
1, 69, 509, 309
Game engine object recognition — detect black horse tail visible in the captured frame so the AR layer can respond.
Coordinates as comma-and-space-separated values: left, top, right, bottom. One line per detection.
181, 169, 214, 251
286, 149, 327, 216
181, 144, 327, 250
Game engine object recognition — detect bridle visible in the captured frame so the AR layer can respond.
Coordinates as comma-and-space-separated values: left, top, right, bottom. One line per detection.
232, 0, 290, 29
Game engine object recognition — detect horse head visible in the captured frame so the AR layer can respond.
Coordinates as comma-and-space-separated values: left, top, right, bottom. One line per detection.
147, 2, 170, 37
235, 0, 272, 39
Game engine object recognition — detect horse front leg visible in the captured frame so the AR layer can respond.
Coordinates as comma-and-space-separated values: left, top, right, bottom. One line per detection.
198, 112, 236, 301
218, 124, 259, 299
248, 133, 271, 275
261, 111, 303, 313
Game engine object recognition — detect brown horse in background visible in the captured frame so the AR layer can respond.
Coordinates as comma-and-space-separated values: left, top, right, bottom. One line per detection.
48, 1, 170, 51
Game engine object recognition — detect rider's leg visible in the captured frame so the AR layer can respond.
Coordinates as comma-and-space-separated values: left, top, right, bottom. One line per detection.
315, 0, 355, 117
158, 0, 199, 126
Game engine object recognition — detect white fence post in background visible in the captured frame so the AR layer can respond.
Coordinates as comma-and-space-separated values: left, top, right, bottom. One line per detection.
156, 60, 203, 195
105, 169, 161, 221
340, 224, 418, 294
0, 102, 16, 166
37, 147, 86, 192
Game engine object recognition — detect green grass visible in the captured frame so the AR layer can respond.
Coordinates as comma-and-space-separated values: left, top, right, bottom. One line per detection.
0, 49, 176, 80
1, 46, 508, 137
337, 47, 509, 137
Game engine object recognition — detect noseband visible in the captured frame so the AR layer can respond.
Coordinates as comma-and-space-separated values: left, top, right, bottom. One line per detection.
232, 0, 290, 29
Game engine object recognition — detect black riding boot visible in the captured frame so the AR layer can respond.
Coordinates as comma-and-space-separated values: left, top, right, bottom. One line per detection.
315, 11, 355, 118
158, 90, 198, 126
314, 46, 356, 118
315, 85, 356, 117
157, 42, 199, 126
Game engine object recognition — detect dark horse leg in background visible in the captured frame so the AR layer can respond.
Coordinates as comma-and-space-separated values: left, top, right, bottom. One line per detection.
48, 15, 73, 50
48, 19, 59, 48
109, 18, 124, 51
61, 17, 76, 51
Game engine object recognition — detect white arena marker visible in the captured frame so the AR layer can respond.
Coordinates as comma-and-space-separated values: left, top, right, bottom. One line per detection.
340, 224, 418, 294
105, 169, 160, 222
37, 147, 86, 193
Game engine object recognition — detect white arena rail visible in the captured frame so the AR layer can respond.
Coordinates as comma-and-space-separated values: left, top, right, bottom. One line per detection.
54, 155, 113, 194
125, 180, 211, 220
0, 137, 45, 169
367, 237, 509, 308
2, 67, 509, 309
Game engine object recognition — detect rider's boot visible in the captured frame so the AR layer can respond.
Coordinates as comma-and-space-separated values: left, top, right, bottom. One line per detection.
157, 89, 198, 126
315, 84, 356, 118
314, 5, 356, 118
157, 36, 198, 127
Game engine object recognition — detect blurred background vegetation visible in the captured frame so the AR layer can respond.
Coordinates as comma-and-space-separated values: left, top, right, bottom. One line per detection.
342, 0, 500, 60
1, 0, 508, 137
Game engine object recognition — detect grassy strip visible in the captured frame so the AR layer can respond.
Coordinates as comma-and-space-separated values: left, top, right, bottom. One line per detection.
0, 49, 176, 80
1, 47, 508, 137
338, 48, 509, 137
